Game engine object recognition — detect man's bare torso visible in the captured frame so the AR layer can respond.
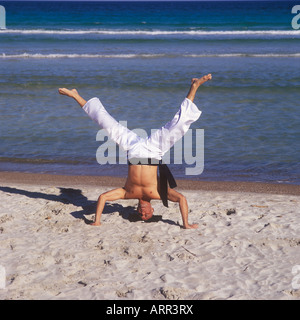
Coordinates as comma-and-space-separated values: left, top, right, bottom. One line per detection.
124, 165, 161, 200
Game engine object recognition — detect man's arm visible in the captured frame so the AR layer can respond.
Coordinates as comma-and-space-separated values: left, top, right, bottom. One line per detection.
91, 188, 126, 226
167, 188, 198, 229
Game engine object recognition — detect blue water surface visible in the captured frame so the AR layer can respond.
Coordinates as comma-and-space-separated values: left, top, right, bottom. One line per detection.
0, 1, 299, 184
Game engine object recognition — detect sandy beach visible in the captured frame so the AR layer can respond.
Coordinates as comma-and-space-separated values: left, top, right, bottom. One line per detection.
0, 171, 299, 300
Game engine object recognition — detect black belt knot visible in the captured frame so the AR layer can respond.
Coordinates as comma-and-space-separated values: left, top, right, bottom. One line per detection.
158, 161, 177, 207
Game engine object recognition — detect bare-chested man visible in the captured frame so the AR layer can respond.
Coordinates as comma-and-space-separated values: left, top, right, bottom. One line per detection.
59, 74, 212, 229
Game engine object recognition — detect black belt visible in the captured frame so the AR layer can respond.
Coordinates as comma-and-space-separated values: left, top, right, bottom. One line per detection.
128, 158, 177, 207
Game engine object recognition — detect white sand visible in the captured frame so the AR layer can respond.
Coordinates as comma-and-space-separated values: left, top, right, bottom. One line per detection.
0, 180, 300, 300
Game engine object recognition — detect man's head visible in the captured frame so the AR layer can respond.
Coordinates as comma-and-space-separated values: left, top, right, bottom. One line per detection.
137, 200, 154, 221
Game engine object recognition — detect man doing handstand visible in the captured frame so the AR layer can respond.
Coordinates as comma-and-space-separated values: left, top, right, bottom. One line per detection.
59, 74, 212, 229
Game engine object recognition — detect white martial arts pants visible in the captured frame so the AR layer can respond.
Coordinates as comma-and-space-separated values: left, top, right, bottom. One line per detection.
82, 97, 202, 161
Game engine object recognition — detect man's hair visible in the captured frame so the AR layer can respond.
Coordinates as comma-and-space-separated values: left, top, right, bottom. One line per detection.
137, 201, 154, 221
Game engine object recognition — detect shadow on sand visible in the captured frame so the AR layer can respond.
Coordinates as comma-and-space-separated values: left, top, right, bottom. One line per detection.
0, 186, 178, 226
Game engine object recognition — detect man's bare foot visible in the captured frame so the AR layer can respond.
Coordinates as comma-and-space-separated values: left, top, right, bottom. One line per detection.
58, 88, 78, 98
191, 74, 212, 87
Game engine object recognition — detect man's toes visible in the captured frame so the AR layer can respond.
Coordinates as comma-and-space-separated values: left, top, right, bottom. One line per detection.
203, 74, 211, 81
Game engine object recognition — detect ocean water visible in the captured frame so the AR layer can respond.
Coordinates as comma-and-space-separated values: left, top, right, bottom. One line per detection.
0, 1, 299, 184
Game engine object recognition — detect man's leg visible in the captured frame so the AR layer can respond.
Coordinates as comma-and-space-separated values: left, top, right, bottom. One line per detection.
186, 74, 212, 103
59, 88, 87, 108
145, 74, 212, 158
59, 88, 140, 152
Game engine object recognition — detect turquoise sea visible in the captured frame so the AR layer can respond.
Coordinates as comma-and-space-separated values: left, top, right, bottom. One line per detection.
0, 1, 299, 183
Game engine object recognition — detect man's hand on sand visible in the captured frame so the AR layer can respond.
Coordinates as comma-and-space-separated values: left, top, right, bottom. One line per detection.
184, 223, 199, 229
90, 222, 101, 226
